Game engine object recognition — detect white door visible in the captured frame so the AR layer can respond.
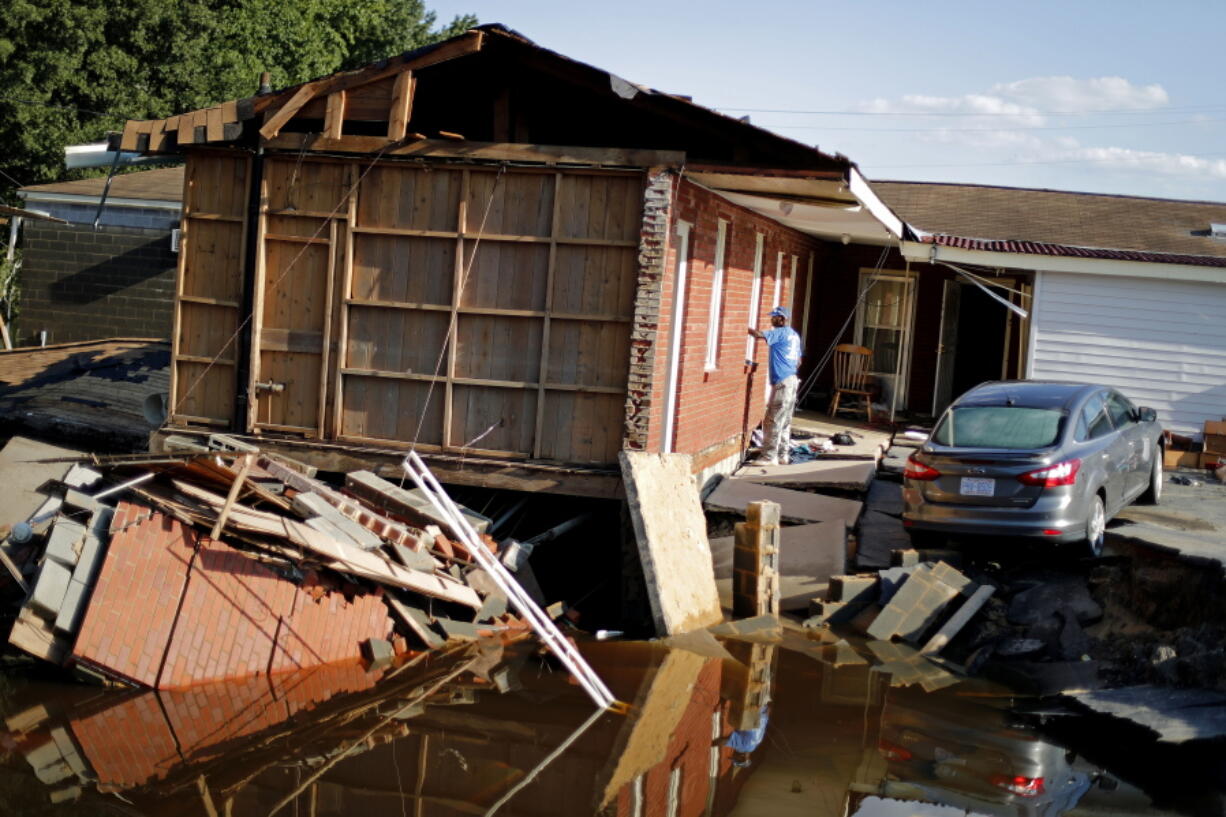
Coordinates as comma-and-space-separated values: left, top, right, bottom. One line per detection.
1029, 270, 1226, 438
855, 270, 916, 412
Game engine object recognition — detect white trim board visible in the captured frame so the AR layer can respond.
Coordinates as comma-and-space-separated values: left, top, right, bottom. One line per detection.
900, 241, 1226, 286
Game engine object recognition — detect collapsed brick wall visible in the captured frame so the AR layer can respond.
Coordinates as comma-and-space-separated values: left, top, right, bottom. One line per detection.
624, 168, 674, 452
17, 221, 176, 345
646, 177, 824, 458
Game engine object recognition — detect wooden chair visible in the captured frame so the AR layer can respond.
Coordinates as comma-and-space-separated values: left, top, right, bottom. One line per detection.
828, 344, 874, 422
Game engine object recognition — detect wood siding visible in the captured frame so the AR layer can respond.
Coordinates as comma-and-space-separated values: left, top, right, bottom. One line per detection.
172, 152, 644, 465
1030, 270, 1226, 437
170, 153, 249, 426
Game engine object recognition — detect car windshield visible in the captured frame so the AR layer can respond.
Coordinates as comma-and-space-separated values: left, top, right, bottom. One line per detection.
932, 406, 1065, 449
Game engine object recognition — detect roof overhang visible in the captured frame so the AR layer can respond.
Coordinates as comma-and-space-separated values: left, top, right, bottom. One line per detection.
685, 164, 905, 246
900, 239, 1226, 285
18, 191, 182, 211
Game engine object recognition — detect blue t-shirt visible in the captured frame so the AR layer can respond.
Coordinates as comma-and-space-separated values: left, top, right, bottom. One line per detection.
762, 327, 801, 384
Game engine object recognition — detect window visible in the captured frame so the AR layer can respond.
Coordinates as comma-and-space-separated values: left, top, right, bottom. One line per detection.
704, 220, 728, 370
933, 406, 1065, 449
1107, 392, 1135, 427
854, 270, 916, 408
1076, 393, 1114, 441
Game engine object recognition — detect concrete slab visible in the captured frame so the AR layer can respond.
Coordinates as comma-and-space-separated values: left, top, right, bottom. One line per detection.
0, 437, 82, 524
30, 559, 72, 619
621, 452, 722, 636
53, 579, 90, 635
710, 521, 846, 611
879, 446, 912, 479
1071, 685, 1226, 743
866, 479, 904, 517
73, 534, 104, 586
735, 459, 876, 492
855, 509, 911, 570
44, 519, 85, 567
867, 563, 964, 643
704, 477, 863, 528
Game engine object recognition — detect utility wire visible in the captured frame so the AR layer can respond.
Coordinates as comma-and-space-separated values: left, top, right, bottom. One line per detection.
760, 117, 1226, 133
716, 104, 1226, 117
0, 95, 130, 119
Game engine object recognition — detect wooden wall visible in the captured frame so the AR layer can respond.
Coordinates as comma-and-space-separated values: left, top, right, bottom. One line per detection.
170, 152, 644, 466
170, 152, 248, 425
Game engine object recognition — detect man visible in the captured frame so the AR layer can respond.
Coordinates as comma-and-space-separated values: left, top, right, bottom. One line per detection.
748, 306, 802, 465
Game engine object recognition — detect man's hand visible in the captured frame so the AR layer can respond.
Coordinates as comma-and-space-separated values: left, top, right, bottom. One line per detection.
748, 327, 764, 340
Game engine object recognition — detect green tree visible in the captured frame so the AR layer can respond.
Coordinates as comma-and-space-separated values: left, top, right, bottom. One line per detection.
0, 0, 476, 202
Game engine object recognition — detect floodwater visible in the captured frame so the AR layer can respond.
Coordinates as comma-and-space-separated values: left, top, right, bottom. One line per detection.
1, 633, 1224, 817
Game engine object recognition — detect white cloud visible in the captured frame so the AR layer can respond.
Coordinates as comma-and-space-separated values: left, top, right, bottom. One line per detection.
989, 76, 1168, 112
1054, 145, 1226, 179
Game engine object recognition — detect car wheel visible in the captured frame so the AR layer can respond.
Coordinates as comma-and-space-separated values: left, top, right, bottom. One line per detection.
1084, 494, 1106, 557
1138, 451, 1162, 505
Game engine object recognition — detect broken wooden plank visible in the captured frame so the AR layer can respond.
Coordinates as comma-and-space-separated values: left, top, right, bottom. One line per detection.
258, 457, 433, 551
209, 454, 252, 540
344, 470, 489, 538
170, 480, 478, 608
292, 492, 383, 551
920, 584, 995, 656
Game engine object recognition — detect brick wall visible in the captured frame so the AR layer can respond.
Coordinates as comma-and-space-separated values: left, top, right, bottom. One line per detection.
648, 178, 824, 458
17, 221, 177, 345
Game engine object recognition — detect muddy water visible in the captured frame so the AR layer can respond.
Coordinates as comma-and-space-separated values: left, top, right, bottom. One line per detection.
0, 636, 1222, 817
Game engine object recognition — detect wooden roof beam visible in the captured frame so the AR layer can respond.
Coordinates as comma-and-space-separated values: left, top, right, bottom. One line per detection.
387, 72, 416, 141
324, 90, 347, 139
259, 83, 320, 141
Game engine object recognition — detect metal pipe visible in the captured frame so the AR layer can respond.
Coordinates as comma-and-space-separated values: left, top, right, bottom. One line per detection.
402, 453, 616, 710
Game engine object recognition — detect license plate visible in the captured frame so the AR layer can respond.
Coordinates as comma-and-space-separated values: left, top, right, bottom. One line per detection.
960, 477, 995, 496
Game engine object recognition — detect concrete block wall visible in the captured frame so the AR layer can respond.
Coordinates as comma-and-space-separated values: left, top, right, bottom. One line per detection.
17, 221, 177, 345
646, 177, 824, 464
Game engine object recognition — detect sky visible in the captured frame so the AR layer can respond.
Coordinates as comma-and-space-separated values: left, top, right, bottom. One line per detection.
430, 0, 1226, 202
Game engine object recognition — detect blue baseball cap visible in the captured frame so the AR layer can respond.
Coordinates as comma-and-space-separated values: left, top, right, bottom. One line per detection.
769, 306, 790, 319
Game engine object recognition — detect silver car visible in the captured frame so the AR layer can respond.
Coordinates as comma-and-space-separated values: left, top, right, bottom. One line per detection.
902, 381, 1164, 555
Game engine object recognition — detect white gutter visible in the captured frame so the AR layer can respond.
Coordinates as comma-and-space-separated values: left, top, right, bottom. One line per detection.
661, 221, 691, 454
847, 166, 905, 239
19, 191, 182, 211
900, 240, 1226, 286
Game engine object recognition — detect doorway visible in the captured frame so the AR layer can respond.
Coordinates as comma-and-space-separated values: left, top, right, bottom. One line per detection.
932, 277, 1029, 415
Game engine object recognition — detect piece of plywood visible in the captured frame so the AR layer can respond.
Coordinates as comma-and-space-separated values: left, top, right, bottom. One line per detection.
735, 459, 876, 492
620, 452, 722, 636
704, 477, 863, 528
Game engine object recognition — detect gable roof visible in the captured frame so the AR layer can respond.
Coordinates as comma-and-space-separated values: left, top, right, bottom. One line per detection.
877, 181, 1226, 268
20, 166, 184, 204
114, 24, 848, 175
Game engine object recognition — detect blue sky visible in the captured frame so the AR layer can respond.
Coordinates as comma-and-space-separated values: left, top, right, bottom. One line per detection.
431, 1, 1226, 202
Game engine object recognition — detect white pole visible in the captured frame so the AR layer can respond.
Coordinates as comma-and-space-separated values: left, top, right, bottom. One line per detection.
402, 452, 617, 710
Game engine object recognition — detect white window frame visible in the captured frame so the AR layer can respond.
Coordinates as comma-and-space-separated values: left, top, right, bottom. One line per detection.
662, 222, 692, 453
744, 233, 765, 361
704, 220, 729, 370
853, 267, 917, 412
800, 252, 815, 344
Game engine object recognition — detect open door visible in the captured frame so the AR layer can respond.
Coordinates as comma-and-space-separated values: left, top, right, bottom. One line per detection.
932, 280, 961, 416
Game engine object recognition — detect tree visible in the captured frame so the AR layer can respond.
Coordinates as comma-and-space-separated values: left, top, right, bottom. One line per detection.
0, 0, 476, 202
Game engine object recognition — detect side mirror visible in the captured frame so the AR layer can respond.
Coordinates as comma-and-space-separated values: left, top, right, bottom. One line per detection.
1137, 407, 1157, 423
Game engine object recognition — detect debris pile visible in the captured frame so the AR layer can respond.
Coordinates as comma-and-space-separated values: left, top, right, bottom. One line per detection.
0, 437, 542, 690
804, 552, 1106, 696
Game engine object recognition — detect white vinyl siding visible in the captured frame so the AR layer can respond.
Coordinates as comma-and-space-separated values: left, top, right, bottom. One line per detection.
1029, 270, 1226, 438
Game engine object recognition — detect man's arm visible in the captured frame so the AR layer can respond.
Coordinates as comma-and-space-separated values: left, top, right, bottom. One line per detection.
748, 327, 765, 340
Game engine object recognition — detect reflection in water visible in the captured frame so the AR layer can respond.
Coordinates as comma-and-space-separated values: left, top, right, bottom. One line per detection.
0, 632, 1214, 816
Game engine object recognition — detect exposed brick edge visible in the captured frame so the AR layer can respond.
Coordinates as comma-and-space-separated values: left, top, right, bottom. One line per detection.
623, 168, 674, 451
